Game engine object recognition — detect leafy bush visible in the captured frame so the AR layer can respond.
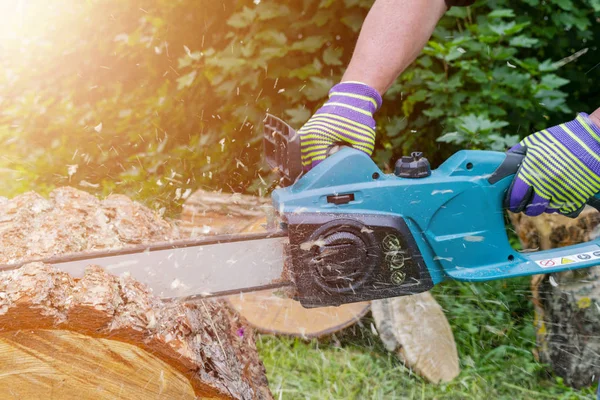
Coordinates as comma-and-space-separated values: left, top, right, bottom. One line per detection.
0, 0, 598, 213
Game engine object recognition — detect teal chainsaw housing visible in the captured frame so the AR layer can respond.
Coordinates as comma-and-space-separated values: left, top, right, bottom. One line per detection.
265, 115, 600, 307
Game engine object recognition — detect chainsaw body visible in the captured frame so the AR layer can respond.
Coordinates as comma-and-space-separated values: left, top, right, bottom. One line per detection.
265, 114, 600, 308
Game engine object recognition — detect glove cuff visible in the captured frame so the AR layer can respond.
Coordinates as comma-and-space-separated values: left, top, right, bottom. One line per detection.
579, 112, 600, 136
328, 81, 383, 114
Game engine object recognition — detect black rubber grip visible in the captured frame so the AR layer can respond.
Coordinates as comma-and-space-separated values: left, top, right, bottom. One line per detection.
488, 151, 525, 185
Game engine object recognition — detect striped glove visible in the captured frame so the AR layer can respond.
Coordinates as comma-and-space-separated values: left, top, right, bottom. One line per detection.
299, 82, 382, 171
506, 113, 600, 217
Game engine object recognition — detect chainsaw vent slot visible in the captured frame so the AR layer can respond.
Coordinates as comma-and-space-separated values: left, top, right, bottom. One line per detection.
327, 193, 355, 205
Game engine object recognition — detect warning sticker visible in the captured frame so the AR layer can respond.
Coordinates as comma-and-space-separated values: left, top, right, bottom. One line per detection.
536, 249, 600, 269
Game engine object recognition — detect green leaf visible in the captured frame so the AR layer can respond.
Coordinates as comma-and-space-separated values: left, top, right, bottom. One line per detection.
291, 36, 327, 53
445, 7, 468, 18
456, 114, 509, 135
445, 47, 465, 62
323, 46, 343, 66
427, 41, 446, 53
489, 21, 529, 36
289, 61, 322, 80
505, 22, 530, 35
488, 9, 515, 19
423, 108, 445, 119
437, 131, 463, 144
509, 35, 539, 48
256, 3, 290, 20
489, 22, 516, 36
303, 77, 334, 101
552, 0, 574, 11
341, 12, 365, 32
284, 107, 311, 126
540, 74, 569, 89
255, 30, 288, 46
176, 70, 197, 90
227, 7, 256, 28
205, 56, 247, 71
538, 59, 558, 72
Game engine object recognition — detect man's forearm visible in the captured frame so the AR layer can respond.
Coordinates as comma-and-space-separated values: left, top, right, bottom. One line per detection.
591, 107, 600, 127
342, 0, 448, 95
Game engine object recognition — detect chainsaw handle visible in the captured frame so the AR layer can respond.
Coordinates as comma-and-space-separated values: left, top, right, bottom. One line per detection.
489, 150, 600, 213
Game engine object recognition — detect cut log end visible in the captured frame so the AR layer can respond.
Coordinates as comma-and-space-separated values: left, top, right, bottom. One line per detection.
371, 293, 460, 384
227, 289, 370, 338
0, 263, 272, 399
0, 330, 197, 399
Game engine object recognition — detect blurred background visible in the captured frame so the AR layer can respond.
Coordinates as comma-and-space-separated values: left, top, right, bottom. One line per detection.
1, 0, 598, 215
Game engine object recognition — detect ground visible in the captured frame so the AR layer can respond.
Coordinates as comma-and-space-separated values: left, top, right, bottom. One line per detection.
258, 278, 598, 400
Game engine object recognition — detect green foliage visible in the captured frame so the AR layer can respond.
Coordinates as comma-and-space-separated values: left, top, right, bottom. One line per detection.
0, 0, 598, 212
379, 0, 600, 167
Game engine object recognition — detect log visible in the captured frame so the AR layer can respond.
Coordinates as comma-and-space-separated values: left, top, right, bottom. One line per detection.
511, 208, 600, 388
371, 293, 460, 383
0, 187, 272, 399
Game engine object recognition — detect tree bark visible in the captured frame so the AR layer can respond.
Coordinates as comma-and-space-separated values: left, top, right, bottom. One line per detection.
511, 208, 600, 388
0, 187, 272, 399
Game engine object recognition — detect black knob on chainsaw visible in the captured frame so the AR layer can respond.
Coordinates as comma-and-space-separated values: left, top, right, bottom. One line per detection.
394, 151, 431, 178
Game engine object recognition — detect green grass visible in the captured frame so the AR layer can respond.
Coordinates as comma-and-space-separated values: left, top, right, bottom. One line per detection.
257, 278, 597, 399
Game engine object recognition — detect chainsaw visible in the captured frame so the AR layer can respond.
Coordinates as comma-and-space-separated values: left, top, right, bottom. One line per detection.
3, 114, 600, 309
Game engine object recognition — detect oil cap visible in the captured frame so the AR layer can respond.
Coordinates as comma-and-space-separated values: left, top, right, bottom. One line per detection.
395, 152, 431, 178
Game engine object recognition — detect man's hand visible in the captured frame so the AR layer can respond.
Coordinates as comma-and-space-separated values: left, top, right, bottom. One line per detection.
506, 110, 600, 217
299, 82, 382, 171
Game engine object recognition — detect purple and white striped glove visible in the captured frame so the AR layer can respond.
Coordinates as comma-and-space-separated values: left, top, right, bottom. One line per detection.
505, 112, 600, 217
299, 82, 382, 171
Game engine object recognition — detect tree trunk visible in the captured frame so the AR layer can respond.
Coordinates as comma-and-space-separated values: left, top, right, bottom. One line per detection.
511, 208, 600, 388
0, 187, 272, 399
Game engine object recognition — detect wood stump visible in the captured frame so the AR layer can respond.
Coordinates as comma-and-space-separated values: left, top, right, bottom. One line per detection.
371, 293, 460, 383
0, 187, 272, 399
511, 208, 600, 388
